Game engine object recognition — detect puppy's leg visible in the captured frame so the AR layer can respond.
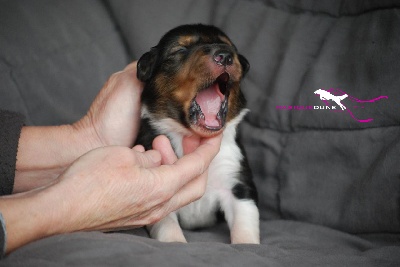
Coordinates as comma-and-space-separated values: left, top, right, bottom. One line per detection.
222, 198, 260, 244
147, 212, 187, 243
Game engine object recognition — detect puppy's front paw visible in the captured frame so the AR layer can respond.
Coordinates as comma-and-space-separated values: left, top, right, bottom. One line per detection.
231, 230, 260, 244
228, 200, 260, 244
156, 230, 187, 243
147, 213, 187, 243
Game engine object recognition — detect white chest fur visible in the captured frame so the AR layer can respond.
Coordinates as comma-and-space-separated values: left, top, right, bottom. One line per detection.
143, 107, 260, 244
178, 127, 244, 229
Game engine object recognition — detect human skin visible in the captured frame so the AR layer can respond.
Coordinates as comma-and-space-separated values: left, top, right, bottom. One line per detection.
13, 62, 144, 193
0, 134, 221, 253
1, 62, 222, 254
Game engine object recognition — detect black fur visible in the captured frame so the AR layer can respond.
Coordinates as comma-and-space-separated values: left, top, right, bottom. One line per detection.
233, 144, 258, 203
135, 118, 157, 151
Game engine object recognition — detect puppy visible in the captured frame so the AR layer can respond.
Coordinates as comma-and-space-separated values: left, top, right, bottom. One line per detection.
136, 24, 259, 244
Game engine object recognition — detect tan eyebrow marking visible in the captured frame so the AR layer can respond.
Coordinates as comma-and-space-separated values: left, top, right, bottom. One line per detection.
178, 35, 199, 46
219, 35, 233, 46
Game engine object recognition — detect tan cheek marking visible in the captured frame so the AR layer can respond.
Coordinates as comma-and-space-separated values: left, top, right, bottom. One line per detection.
173, 52, 209, 100
229, 54, 243, 80
151, 75, 173, 117
173, 77, 196, 103
172, 51, 213, 119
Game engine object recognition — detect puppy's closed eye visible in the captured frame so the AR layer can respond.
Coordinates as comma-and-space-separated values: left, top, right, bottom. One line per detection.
169, 46, 188, 55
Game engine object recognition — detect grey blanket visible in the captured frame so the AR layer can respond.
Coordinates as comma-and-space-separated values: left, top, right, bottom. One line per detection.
0, 0, 399, 266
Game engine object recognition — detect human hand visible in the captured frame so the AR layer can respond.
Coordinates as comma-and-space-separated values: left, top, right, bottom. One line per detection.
74, 61, 144, 148
44, 134, 222, 233
2, 133, 222, 253
14, 62, 144, 193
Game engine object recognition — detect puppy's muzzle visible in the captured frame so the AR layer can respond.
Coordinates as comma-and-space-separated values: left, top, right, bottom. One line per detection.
189, 72, 231, 132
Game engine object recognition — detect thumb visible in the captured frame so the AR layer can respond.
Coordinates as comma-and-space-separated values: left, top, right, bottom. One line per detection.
182, 135, 201, 155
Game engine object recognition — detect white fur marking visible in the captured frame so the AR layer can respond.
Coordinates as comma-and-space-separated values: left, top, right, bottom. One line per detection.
229, 200, 260, 244
147, 212, 187, 243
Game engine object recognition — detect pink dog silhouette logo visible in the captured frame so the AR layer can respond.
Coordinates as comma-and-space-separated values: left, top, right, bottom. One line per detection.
314, 88, 388, 123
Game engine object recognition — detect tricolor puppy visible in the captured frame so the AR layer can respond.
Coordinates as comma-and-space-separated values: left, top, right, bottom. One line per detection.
136, 24, 259, 244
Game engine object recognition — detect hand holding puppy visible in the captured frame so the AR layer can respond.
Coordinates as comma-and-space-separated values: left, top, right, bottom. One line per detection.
1, 132, 221, 254
75, 62, 144, 148
2, 61, 222, 254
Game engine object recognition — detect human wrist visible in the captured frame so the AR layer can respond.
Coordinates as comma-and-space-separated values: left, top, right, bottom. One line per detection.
0, 187, 63, 253
71, 114, 105, 150
17, 123, 99, 171
14, 124, 99, 193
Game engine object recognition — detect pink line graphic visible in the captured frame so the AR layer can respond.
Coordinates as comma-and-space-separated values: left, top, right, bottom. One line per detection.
315, 88, 388, 123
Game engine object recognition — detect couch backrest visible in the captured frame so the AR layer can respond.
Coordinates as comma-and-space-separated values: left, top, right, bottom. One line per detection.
0, 0, 129, 125
107, 0, 400, 234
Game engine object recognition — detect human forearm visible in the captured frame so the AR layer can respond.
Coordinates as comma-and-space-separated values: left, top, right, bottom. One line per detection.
0, 134, 221, 255
0, 187, 63, 253
14, 124, 98, 193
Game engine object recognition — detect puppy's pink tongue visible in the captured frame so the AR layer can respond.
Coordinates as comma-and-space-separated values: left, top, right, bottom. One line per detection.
195, 84, 224, 127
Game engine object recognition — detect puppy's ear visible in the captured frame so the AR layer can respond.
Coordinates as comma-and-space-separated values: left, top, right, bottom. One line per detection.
137, 47, 158, 82
238, 54, 250, 77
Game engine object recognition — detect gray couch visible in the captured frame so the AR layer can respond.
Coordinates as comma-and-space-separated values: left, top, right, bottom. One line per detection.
1, 0, 399, 266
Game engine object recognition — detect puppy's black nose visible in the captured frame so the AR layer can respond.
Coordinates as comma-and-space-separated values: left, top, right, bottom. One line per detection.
213, 50, 233, 66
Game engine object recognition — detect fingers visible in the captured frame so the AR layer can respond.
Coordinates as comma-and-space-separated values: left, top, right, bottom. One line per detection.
129, 134, 221, 226
160, 136, 219, 212
81, 61, 144, 148
131, 134, 179, 170
123, 61, 138, 72
182, 135, 201, 155
154, 134, 222, 194
133, 144, 145, 152
166, 170, 208, 213
152, 135, 178, 165
133, 149, 162, 168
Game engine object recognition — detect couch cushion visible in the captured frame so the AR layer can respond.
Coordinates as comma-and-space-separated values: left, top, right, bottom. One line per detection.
0, 0, 130, 125
2, 221, 400, 267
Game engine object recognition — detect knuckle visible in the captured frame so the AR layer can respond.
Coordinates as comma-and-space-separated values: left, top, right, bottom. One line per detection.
194, 152, 208, 175
193, 178, 207, 201
157, 186, 173, 204
199, 176, 208, 195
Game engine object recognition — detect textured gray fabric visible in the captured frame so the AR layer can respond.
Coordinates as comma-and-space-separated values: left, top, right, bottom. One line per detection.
1, 221, 400, 267
0, 0, 399, 265
108, 0, 400, 233
0, 0, 129, 125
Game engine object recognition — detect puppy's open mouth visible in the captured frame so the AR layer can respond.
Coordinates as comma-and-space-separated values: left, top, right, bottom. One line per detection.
189, 72, 230, 132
